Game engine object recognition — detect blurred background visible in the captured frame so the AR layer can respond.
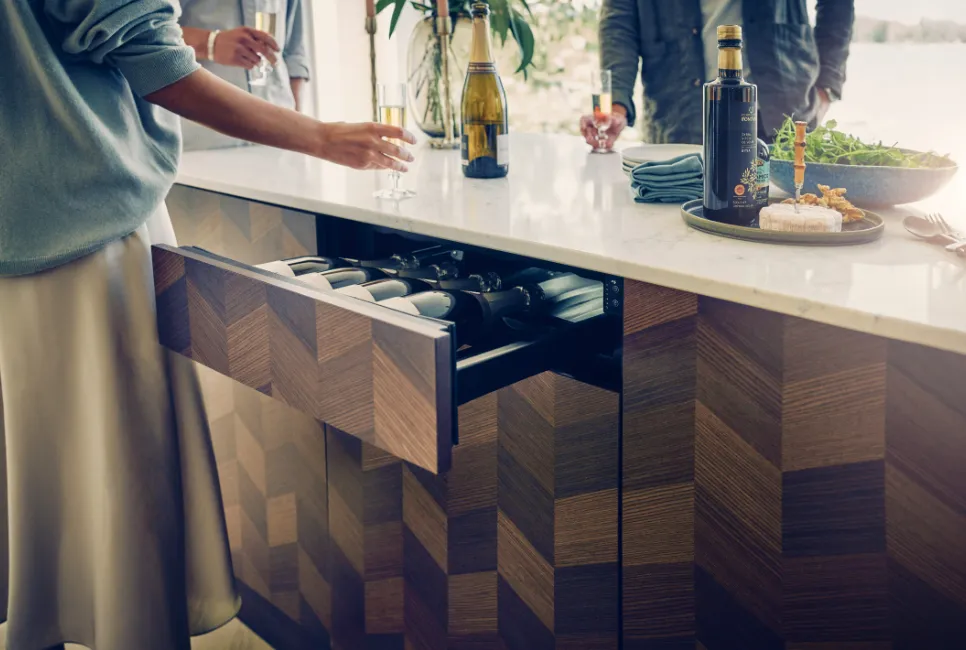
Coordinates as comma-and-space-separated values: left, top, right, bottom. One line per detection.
305, 0, 965, 205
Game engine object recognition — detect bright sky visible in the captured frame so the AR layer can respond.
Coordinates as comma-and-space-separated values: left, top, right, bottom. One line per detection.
850, 0, 966, 23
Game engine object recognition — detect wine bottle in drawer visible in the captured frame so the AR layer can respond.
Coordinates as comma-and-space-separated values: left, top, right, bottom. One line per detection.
298, 266, 391, 291
255, 255, 350, 277
335, 277, 434, 303
351, 246, 463, 271
380, 273, 602, 345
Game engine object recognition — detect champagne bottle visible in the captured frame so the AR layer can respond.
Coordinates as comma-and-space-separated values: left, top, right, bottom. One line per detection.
350, 246, 463, 270
461, 2, 509, 179
380, 273, 600, 345
432, 271, 502, 293
336, 277, 434, 303
351, 247, 463, 280
703, 25, 759, 227
299, 267, 390, 291
255, 255, 349, 277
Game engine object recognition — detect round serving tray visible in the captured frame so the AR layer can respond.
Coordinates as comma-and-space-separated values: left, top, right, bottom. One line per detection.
680, 199, 885, 246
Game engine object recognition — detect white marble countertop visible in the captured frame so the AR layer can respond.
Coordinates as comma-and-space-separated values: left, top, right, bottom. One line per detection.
176, 133, 966, 355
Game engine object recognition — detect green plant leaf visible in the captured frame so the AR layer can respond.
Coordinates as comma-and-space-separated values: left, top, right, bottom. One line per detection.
410, 1, 432, 10
509, 9, 534, 74
376, 0, 396, 13
388, 0, 407, 37
488, 0, 511, 45
515, 0, 534, 18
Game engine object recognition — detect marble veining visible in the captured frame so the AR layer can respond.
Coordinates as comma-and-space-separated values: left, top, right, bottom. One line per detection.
176, 133, 966, 355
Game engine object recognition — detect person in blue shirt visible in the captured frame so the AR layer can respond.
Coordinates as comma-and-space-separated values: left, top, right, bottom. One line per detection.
0, 1, 413, 648
179, 0, 312, 150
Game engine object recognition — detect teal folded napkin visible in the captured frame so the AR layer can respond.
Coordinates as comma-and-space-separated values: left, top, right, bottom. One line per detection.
629, 152, 704, 204
633, 185, 704, 204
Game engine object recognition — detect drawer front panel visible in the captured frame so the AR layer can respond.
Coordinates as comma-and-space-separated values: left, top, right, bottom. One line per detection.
153, 245, 455, 473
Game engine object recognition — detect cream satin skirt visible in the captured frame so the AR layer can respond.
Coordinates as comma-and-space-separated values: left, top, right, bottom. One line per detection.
0, 206, 239, 649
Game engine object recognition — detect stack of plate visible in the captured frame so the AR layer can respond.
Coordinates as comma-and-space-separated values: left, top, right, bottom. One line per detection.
621, 143, 702, 177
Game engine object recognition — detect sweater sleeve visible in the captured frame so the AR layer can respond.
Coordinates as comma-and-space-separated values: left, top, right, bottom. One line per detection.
44, 0, 200, 97
283, 0, 310, 80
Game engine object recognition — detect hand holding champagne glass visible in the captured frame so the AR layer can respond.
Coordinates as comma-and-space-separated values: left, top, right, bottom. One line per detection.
250, 0, 281, 86
590, 69, 614, 154
374, 83, 416, 200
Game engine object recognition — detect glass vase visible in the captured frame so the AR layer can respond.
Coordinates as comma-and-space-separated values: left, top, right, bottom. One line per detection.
406, 15, 471, 140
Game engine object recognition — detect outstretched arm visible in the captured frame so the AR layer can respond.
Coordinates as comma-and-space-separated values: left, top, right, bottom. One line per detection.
147, 69, 413, 171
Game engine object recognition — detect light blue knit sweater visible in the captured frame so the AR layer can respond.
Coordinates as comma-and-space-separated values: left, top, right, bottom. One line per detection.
0, 0, 200, 276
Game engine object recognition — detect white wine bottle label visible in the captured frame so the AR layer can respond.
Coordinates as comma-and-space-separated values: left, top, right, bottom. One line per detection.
255, 260, 296, 277
336, 284, 376, 302
298, 273, 333, 291
380, 297, 422, 316
497, 134, 509, 166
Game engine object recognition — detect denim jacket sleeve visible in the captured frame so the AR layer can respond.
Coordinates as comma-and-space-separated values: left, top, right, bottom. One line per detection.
599, 0, 641, 126
813, 0, 854, 98
284, 0, 310, 80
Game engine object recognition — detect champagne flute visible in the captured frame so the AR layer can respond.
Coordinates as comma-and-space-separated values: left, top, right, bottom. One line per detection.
374, 83, 416, 200
591, 69, 615, 154
250, 0, 281, 87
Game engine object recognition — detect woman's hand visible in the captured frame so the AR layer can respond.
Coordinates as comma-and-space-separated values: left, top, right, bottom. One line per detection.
212, 27, 279, 69
148, 70, 416, 172
315, 123, 417, 171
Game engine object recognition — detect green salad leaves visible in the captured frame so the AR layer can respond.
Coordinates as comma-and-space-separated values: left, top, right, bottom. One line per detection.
771, 117, 952, 169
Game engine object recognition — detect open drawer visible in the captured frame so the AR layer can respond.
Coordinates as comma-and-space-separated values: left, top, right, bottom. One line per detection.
153, 244, 613, 473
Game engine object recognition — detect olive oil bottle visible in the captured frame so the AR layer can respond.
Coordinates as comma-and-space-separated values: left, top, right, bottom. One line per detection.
703, 25, 759, 226
461, 2, 509, 179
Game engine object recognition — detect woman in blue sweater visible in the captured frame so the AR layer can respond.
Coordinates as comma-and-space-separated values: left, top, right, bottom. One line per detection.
0, 1, 413, 648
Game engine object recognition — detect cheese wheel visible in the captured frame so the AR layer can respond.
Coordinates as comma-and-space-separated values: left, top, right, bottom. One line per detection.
759, 203, 842, 233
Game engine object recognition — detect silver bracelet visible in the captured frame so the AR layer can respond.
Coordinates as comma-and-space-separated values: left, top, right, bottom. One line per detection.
207, 29, 221, 62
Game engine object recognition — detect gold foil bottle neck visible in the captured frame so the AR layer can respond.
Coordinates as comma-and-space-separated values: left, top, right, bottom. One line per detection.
717, 25, 742, 41
471, 1, 490, 16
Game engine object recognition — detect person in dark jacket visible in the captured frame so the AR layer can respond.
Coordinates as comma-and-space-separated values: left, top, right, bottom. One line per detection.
581, 0, 855, 147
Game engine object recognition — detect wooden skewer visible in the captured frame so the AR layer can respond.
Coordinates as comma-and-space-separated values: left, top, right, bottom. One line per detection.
794, 120, 807, 212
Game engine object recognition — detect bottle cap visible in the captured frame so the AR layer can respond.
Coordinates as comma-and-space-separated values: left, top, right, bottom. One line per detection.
716, 25, 742, 42
471, 1, 490, 16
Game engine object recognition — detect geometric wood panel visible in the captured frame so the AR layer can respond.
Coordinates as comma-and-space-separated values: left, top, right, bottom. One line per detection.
166, 184, 317, 265
202, 366, 331, 646
325, 426, 404, 650
402, 392, 500, 649
152, 244, 455, 474
497, 372, 621, 649
621, 281, 698, 648
328, 373, 619, 650
622, 279, 966, 649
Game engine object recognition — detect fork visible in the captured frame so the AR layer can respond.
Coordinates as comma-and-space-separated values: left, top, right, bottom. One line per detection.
926, 213, 966, 240
926, 213, 966, 255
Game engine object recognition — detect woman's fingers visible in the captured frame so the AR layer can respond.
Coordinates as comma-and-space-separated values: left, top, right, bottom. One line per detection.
371, 123, 417, 145
374, 139, 415, 163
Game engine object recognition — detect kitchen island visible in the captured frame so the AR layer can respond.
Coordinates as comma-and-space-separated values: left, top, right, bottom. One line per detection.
165, 133, 966, 649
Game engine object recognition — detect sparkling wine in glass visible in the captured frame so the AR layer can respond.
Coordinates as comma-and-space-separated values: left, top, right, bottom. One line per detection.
591, 69, 615, 154
374, 83, 416, 200
250, 0, 280, 87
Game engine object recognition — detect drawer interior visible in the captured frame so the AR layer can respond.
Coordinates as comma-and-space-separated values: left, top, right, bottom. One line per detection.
153, 217, 620, 473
